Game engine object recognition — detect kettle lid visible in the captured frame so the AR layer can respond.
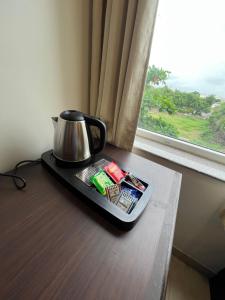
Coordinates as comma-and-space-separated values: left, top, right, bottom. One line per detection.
60, 110, 84, 121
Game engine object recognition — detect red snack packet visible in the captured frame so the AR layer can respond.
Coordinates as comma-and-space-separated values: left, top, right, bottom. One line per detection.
104, 162, 126, 183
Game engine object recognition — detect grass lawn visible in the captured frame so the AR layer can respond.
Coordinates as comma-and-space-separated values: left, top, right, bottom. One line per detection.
149, 111, 225, 153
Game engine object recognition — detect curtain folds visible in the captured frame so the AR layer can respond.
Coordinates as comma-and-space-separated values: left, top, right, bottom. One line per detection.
89, 0, 159, 151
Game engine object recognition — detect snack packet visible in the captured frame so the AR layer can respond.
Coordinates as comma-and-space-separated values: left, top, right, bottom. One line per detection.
116, 190, 133, 212
106, 184, 121, 203
104, 162, 126, 183
116, 187, 140, 213
126, 173, 146, 191
90, 170, 114, 195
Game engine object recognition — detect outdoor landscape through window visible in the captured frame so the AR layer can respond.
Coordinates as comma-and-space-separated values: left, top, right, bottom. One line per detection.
138, 0, 225, 154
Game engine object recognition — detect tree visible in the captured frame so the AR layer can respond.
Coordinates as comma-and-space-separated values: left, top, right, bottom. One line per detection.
146, 65, 170, 86
205, 95, 220, 106
158, 97, 177, 114
144, 66, 175, 114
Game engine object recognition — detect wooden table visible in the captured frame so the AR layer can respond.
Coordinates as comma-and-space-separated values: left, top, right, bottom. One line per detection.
0, 145, 181, 300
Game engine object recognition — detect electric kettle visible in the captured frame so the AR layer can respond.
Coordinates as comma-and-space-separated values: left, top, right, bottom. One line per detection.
52, 110, 106, 165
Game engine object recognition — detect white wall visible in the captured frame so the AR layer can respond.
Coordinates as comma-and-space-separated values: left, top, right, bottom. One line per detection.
0, 0, 90, 172
134, 148, 225, 274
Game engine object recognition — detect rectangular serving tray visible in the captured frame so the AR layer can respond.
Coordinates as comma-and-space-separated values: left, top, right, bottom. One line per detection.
41, 150, 153, 229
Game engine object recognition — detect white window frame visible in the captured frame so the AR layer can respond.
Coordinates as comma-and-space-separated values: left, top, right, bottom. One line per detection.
136, 127, 225, 165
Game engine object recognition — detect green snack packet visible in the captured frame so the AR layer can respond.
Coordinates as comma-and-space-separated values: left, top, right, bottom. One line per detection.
90, 170, 114, 195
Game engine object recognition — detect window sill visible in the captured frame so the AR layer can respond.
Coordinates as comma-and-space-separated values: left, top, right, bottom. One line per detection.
133, 135, 225, 182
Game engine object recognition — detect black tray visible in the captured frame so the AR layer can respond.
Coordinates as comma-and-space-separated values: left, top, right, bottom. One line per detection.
41, 150, 153, 229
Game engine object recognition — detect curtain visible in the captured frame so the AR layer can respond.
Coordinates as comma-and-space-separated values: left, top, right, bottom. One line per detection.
89, 0, 159, 151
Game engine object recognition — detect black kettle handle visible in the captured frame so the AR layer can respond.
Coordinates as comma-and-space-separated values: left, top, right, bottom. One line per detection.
84, 115, 106, 155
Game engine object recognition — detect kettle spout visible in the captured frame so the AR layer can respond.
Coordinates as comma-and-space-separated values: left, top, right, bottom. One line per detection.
51, 117, 58, 130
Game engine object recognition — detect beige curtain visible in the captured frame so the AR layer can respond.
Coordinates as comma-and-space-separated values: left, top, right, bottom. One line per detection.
89, 0, 158, 151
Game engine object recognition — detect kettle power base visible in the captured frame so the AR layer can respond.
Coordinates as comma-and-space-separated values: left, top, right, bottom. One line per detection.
41, 150, 153, 229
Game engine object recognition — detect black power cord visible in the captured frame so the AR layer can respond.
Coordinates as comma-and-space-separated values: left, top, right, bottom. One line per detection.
0, 159, 41, 190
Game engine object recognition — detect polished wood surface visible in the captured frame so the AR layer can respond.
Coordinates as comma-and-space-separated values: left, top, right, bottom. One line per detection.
0, 145, 181, 300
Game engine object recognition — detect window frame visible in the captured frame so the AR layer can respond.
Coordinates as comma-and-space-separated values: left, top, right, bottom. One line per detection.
136, 127, 225, 165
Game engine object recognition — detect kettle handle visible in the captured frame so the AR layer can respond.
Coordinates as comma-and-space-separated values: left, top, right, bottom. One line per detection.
84, 115, 106, 155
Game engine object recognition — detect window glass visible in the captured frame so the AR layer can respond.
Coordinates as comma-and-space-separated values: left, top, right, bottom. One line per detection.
138, 0, 225, 154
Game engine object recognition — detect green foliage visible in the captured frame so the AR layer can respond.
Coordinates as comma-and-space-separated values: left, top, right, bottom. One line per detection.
139, 111, 225, 152
144, 66, 221, 116
205, 95, 220, 106
149, 111, 207, 140
178, 91, 209, 115
158, 98, 177, 114
143, 86, 215, 116
143, 86, 177, 114
139, 110, 178, 138
209, 103, 225, 143
146, 65, 170, 86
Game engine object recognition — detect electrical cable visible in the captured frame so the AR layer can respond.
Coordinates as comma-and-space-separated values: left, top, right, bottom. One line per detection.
0, 159, 41, 190
0, 173, 26, 190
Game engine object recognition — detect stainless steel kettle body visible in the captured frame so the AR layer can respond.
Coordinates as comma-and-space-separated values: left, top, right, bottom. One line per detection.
52, 110, 106, 165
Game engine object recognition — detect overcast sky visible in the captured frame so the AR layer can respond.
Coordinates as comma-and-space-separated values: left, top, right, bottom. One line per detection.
150, 0, 225, 99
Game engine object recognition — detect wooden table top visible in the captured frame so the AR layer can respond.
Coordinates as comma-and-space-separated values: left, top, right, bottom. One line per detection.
0, 144, 181, 300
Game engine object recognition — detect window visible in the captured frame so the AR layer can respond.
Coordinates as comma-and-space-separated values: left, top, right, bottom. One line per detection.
138, 0, 225, 157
